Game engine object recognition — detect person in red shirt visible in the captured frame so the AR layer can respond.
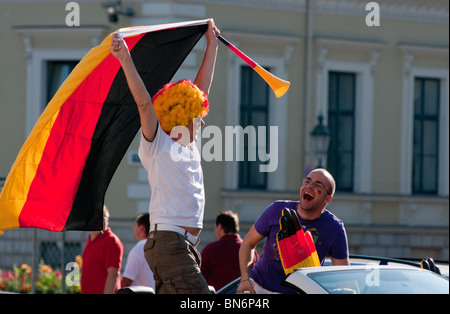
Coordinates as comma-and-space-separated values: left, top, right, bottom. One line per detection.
201, 211, 258, 291
81, 205, 123, 294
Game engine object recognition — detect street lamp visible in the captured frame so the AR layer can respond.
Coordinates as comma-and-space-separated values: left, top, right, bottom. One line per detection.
102, 0, 134, 23
310, 114, 330, 168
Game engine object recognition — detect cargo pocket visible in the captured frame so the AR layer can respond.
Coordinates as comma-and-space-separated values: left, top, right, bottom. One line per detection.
158, 266, 210, 294
144, 233, 156, 252
144, 234, 157, 272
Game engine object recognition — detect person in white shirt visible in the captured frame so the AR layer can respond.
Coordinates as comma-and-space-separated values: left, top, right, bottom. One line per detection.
111, 19, 219, 294
121, 213, 155, 289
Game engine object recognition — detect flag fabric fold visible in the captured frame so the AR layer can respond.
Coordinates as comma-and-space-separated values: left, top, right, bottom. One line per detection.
0, 19, 208, 234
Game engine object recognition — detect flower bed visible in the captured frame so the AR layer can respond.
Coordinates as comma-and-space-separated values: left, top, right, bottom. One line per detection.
0, 258, 81, 294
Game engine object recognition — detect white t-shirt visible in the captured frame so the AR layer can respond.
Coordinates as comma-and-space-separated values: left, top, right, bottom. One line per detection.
122, 239, 155, 288
138, 124, 205, 229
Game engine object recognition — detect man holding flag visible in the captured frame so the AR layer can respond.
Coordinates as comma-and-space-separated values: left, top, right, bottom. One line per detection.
110, 19, 219, 294
237, 168, 349, 294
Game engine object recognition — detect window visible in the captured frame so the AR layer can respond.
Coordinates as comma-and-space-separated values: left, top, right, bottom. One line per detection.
238, 66, 270, 189
327, 71, 356, 192
45, 60, 78, 110
412, 77, 440, 194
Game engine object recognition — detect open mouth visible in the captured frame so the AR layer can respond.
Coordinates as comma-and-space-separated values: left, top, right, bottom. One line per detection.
303, 191, 314, 201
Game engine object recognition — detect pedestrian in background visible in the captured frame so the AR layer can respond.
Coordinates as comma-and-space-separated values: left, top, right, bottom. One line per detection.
81, 205, 123, 294
201, 210, 258, 291
121, 213, 155, 289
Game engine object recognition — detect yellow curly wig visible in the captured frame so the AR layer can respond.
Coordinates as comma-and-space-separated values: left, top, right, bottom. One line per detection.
152, 80, 209, 133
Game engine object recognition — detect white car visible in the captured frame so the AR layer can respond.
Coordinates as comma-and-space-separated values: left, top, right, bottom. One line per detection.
217, 255, 449, 294
282, 265, 449, 294
115, 255, 448, 295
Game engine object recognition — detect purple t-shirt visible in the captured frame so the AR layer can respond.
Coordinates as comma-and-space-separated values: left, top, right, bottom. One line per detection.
250, 200, 349, 294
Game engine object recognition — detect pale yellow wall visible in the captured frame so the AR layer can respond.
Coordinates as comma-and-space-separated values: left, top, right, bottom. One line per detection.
0, 0, 448, 227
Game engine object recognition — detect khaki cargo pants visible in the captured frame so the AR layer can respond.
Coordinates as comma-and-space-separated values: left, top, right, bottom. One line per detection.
144, 230, 211, 294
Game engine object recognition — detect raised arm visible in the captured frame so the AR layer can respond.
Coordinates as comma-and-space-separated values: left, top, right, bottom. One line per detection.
194, 19, 220, 95
237, 225, 264, 294
110, 33, 158, 142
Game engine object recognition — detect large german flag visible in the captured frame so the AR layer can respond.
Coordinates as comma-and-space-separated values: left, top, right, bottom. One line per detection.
0, 20, 208, 234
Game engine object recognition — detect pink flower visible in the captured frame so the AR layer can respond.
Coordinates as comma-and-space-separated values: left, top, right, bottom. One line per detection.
1, 271, 12, 281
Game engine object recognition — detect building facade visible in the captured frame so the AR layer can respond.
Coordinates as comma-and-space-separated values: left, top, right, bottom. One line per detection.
0, 0, 448, 272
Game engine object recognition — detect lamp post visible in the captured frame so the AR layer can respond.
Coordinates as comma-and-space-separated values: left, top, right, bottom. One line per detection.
102, 0, 134, 23
310, 114, 330, 168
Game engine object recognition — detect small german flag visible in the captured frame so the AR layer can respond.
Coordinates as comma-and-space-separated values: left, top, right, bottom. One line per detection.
0, 20, 208, 235
276, 208, 320, 275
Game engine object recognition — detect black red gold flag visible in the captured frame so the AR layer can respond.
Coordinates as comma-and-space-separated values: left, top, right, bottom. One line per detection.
0, 20, 208, 234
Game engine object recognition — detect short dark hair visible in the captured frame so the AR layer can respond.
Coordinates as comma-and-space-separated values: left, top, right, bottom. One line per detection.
136, 213, 150, 235
215, 210, 239, 234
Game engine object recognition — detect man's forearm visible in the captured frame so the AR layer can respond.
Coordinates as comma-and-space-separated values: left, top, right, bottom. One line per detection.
103, 267, 119, 294
119, 55, 152, 107
194, 42, 218, 95
239, 242, 255, 280
118, 53, 157, 141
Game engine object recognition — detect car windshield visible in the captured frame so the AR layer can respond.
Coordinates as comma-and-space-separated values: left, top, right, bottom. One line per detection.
308, 268, 449, 294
